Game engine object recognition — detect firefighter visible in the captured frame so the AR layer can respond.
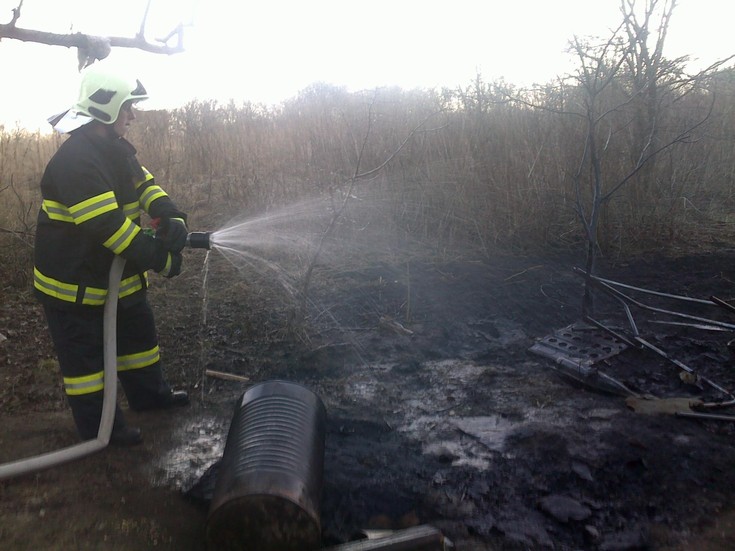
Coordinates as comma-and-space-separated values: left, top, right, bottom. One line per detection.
35, 67, 190, 446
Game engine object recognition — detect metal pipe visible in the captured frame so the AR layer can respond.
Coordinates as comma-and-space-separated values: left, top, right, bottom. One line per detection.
321, 525, 453, 551
676, 411, 735, 422
574, 267, 735, 331
583, 271, 715, 305
548, 356, 638, 398
0, 257, 124, 480
649, 320, 731, 332
583, 315, 638, 348
635, 336, 734, 399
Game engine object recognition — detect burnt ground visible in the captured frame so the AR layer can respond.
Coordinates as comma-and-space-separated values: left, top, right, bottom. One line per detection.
3, 245, 735, 550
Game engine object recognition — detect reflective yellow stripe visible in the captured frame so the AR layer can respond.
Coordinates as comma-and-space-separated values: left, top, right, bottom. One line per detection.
69, 191, 118, 224
82, 286, 107, 306
123, 201, 141, 219
136, 166, 169, 210
134, 167, 154, 190
139, 185, 168, 211
103, 218, 141, 254
117, 345, 160, 372
81, 274, 143, 304
159, 252, 172, 277
34, 267, 78, 303
64, 371, 104, 395
119, 274, 145, 299
42, 200, 74, 222
35, 268, 144, 305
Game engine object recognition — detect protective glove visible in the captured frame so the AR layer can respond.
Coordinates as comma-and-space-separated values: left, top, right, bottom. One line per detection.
158, 251, 183, 278
157, 217, 188, 253
152, 240, 183, 278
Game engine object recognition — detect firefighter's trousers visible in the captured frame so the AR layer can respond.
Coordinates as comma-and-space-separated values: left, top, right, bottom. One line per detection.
43, 299, 173, 440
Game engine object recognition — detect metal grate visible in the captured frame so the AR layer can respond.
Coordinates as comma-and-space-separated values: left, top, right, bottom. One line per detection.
529, 323, 628, 366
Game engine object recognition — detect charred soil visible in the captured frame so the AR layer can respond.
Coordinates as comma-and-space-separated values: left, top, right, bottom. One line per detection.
3, 246, 735, 550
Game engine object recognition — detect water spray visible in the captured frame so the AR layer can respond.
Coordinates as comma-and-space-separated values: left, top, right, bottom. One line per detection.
186, 231, 212, 250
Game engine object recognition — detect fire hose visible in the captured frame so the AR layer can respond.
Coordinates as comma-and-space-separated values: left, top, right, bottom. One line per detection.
0, 256, 125, 480
0, 232, 211, 481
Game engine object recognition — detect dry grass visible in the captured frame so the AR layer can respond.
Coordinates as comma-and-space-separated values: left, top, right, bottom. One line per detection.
1, 73, 734, 290
0, 127, 62, 287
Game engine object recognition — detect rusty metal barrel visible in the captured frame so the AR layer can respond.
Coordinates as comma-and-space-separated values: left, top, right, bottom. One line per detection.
206, 380, 327, 551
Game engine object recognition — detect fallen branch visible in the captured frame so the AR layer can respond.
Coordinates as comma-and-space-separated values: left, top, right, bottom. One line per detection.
379, 316, 414, 336
204, 369, 249, 383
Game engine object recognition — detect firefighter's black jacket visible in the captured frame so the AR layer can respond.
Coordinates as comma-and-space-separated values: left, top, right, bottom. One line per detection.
34, 128, 186, 309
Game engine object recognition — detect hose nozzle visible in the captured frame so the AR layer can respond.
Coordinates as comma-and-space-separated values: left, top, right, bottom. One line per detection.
186, 232, 212, 250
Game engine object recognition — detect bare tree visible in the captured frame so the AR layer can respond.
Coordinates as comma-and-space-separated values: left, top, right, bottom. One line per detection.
501, 0, 732, 316
503, 0, 732, 318
0, 0, 185, 69
573, 0, 735, 315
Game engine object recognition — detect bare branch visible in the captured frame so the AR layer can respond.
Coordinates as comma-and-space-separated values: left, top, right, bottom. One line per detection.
354, 111, 440, 181
138, 0, 152, 40
0, 0, 184, 69
501, 85, 586, 119
9, 0, 23, 26
155, 23, 184, 49
573, 133, 592, 233
601, 92, 715, 202
0, 24, 184, 55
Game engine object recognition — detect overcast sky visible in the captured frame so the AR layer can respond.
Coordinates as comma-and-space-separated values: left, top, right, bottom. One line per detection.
0, 0, 733, 131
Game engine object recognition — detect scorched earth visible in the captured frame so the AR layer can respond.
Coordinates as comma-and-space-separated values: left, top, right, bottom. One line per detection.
2, 246, 735, 550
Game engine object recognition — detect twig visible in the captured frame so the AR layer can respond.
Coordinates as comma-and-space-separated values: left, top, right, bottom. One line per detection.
504, 265, 544, 282
204, 369, 249, 383
137, 0, 152, 39
405, 261, 411, 323
8, 0, 23, 26
379, 316, 414, 336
